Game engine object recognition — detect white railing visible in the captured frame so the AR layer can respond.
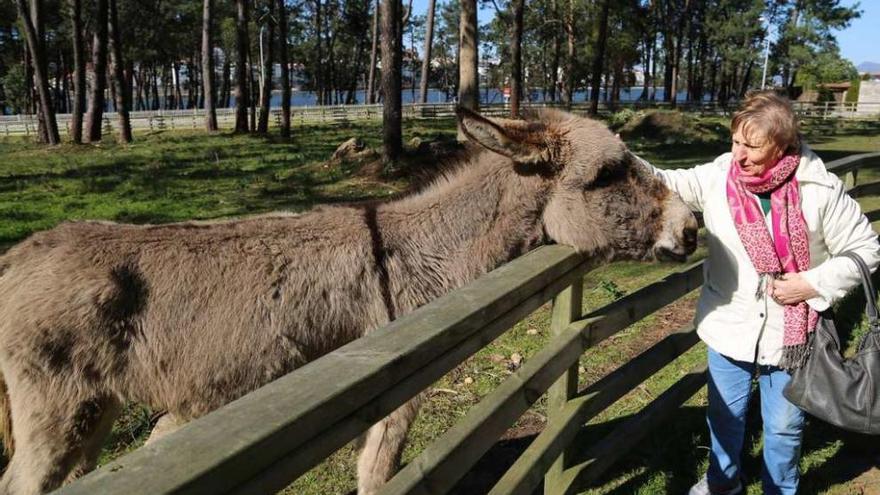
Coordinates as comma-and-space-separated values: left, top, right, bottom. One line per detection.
2, 101, 879, 137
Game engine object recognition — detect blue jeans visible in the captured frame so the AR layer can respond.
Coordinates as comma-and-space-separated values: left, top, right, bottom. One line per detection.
706, 347, 805, 495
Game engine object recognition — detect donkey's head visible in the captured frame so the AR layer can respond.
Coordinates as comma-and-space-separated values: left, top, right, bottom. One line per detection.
457, 108, 697, 262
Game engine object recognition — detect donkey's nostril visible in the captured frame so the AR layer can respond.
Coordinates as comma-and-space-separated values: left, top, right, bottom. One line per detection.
654, 246, 687, 263
682, 227, 698, 251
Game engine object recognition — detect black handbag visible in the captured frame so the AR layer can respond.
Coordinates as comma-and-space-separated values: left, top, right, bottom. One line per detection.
782, 252, 880, 435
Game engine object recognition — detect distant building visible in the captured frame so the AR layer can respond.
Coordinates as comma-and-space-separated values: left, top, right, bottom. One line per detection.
797, 82, 850, 104
857, 80, 880, 115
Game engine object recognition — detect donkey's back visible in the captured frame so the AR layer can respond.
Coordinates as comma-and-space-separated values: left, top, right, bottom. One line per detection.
0, 209, 396, 494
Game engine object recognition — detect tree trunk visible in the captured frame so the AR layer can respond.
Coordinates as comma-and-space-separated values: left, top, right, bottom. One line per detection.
695, 29, 708, 102
588, 0, 610, 116
380, 0, 401, 164
366, 0, 379, 104
133, 68, 144, 110
165, 66, 172, 109
202, 0, 217, 131
85, 0, 108, 141
234, 0, 249, 132
314, 0, 324, 105
16, 0, 59, 144
68, 0, 86, 142
276, 0, 290, 137
108, 0, 131, 142
419, 0, 436, 103
150, 64, 161, 111
257, 0, 274, 134
669, 0, 690, 109
640, 37, 651, 100
783, 4, 800, 90
189, 57, 200, 109
151, 65, 160, 110
669, 42, 680, 108
650, 35, 659, 100
549, 0, 560, 102
510, 0, 524, 118
662, 8, 673, 102
29, 0, 49, 142
59, 51, 69, 113
23, 44, 34, 116
686, 33, 695, 101
562, 0, 575, 108
350, 2, 370, 105
457, 0, 478, 141
173, 61, 183, 109
739, 60, 754, 97
221, 56, 231, 107
249, 50, 257, 131
325, 8, 336, 105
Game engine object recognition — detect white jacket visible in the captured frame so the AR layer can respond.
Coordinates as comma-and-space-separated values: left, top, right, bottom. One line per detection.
646, 145, 880, 365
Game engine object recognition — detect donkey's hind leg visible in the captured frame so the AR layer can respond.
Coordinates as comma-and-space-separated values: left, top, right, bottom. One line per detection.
0, 374, 120, 495
64, 398, 122, 483
356, 395, 423, 495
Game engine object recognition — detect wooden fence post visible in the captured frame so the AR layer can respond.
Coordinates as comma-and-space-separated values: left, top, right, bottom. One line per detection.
544, 281, 583, 494
844, 169, 859, 190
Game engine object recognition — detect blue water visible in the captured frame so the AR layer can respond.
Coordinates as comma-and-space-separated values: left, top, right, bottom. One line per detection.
3, 87, 694, 115
234, 87, 689, 107
131, 87, 691, 110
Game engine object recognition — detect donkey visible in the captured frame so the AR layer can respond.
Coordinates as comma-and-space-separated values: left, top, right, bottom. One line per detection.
0, 108, 697, 495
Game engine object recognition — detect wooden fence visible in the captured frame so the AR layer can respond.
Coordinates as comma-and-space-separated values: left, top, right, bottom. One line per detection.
53, 151, 880, 495
3, 100, 880, 137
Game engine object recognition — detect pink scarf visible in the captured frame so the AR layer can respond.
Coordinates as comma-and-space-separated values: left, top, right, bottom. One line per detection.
726, 153, 818, 370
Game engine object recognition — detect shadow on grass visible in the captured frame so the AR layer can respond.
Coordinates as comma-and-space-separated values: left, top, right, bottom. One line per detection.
803, 120, 880, 143
448, 407, 708, 494
0, 209, 45, 222
450, 392, 879, 494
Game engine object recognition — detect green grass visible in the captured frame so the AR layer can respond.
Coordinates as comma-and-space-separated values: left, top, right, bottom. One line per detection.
0, 120, 460, 245
1, 116, 879, 494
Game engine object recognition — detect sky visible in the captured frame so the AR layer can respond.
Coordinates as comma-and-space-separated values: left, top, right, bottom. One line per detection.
834, 0, 880, 66
408, 0, 880, 66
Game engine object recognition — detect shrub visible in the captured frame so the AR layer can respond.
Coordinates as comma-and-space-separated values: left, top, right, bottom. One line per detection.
846, 79, 861, 103
608, 108, 639, 130
619, 110, 698, 142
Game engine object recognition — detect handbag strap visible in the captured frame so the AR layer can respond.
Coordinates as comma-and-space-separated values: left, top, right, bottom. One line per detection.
838, 252, 877, 321
838, 252, 880, 339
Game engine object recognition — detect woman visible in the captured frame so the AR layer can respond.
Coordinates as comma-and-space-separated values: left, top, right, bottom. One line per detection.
640, 91, 880, 495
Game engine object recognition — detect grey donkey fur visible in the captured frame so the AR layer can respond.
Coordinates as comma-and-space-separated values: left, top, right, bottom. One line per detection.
0, 108, 697, 494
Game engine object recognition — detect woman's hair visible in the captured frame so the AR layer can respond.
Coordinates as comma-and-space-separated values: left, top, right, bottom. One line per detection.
731, 90, 800, 153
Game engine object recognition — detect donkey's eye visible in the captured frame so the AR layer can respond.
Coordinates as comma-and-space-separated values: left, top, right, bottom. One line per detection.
589, 166, 625, 189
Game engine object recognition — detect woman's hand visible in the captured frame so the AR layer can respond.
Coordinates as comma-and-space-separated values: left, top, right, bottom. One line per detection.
769, 273, 819, 305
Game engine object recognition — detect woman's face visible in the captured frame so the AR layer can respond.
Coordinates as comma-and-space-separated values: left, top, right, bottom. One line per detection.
731, 125, 785, 177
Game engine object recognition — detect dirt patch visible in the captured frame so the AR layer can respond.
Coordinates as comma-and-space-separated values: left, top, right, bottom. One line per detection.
582, 295, 698, 385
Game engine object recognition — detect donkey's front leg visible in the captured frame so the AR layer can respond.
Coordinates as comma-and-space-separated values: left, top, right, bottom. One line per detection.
357, 395, 423, 495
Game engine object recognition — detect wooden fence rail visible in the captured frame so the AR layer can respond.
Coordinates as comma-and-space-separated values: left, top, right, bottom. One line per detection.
3, 100, 880, 137
53, 151, 880, 495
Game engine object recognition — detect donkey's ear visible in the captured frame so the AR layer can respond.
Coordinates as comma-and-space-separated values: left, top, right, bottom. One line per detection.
456, 107, 550, 165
